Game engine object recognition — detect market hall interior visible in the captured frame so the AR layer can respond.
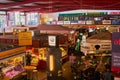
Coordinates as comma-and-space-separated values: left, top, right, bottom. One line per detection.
0, 0, 120, 80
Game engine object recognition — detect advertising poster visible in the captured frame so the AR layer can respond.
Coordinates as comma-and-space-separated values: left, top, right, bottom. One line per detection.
112, 32, 120, 72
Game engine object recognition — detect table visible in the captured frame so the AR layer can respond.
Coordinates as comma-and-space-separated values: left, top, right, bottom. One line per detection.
24, 66, 37, 80
24, 66, 36, 70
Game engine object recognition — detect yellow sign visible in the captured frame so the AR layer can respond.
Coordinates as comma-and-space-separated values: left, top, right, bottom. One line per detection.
18, 32, 32, 46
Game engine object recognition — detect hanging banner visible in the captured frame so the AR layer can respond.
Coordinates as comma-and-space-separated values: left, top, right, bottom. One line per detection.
57, 21, 64, 25
102, 20, 111, 24
86, 20, 94, 24
63, 21, 70, 24
78, 20, 85, 24
111, 32, 120, 72
87, 12, 107, 16
51, 21, 57, 25
70, 21, 78, 24
18, 32, 32, 46
108, 12, 120, 15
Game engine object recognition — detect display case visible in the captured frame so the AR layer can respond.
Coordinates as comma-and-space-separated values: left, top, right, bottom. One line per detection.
2, 64, 25, 79
0, 47, 26, 80
31, 46, 68, 66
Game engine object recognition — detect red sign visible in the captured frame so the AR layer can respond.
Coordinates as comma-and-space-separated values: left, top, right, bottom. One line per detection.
112, 32, 120, 72
109, 12, 120, 15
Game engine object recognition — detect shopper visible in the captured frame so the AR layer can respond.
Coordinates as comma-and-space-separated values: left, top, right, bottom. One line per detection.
94, 68, 101, 80
25, 52, 32, 65
68, 40, 75, 55
96, 60, 106, 73
103, 68, 113, 80
69, 53, 76, 67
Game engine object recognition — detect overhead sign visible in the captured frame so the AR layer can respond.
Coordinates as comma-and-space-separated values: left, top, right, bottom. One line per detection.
18, 32, 32, 46
57, 21, 64, 24
111, 32, 120, 72
86, 20, 94, 24
108, 12, 120, 15
70, 21, 78, 24
51, 21, 57, 25
48, 36, 56, 46
87, 12, 107, 16
78, 20, 85, 24
102, 20, 111, 24
64, 21, 70, 24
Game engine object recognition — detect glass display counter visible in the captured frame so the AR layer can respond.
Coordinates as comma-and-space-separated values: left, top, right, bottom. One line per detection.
0, 47, 26, 80
31, 46, 68, 66
0, 55, 25, 80
2, 64, 25, 79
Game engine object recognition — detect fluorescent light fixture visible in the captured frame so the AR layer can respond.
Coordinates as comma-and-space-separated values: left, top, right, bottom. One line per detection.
49, 54, 54, 71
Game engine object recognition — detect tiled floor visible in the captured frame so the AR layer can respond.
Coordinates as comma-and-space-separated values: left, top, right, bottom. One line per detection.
26, 61, 73, 80
62, 61, 74, 80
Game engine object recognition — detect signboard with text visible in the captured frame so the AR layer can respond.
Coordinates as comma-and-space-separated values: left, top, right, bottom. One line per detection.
108, 12, 120, 15
112, 32, 120, 72
102, 20, 111, 24
70, 21, 78, 24
63, 21, 70, 24
48, 36, 56, 46
18, 32, 32, 46
57, 21, 64, 25
78, 20, 85, 24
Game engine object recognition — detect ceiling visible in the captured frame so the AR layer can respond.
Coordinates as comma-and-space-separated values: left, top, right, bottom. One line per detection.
0, 0, 120, 13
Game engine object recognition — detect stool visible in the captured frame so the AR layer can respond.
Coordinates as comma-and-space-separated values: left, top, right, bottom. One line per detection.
32, 69, 38, 80
21, 72, 27, 80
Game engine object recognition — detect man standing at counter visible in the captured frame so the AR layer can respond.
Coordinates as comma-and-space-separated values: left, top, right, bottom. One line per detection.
26, 52, 32, 65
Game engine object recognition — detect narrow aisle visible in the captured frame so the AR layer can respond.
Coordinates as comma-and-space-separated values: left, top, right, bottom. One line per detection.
62, 61, 74, 80
27, 61, 73, 80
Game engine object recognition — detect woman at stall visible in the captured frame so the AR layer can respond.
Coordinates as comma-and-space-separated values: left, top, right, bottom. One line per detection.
69, 53, 76, 68
25, 52, 32, 65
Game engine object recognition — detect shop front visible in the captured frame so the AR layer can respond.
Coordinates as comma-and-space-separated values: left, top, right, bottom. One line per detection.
26, 46, 68, 70
25, 34, 68, 70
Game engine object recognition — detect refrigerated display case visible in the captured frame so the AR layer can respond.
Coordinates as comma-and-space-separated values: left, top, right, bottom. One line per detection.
0, 47, 26, 80
30, 46, 68, 66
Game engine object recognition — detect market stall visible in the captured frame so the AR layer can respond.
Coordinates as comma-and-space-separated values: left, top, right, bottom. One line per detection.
81, 31, 111, 54
29, 46, 68, 66
0, 47, 26, 80
80, 31, 112, 72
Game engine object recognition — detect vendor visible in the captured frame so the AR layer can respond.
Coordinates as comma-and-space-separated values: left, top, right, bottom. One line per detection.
0, 67, 4, 80
26, 52, 32, 65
